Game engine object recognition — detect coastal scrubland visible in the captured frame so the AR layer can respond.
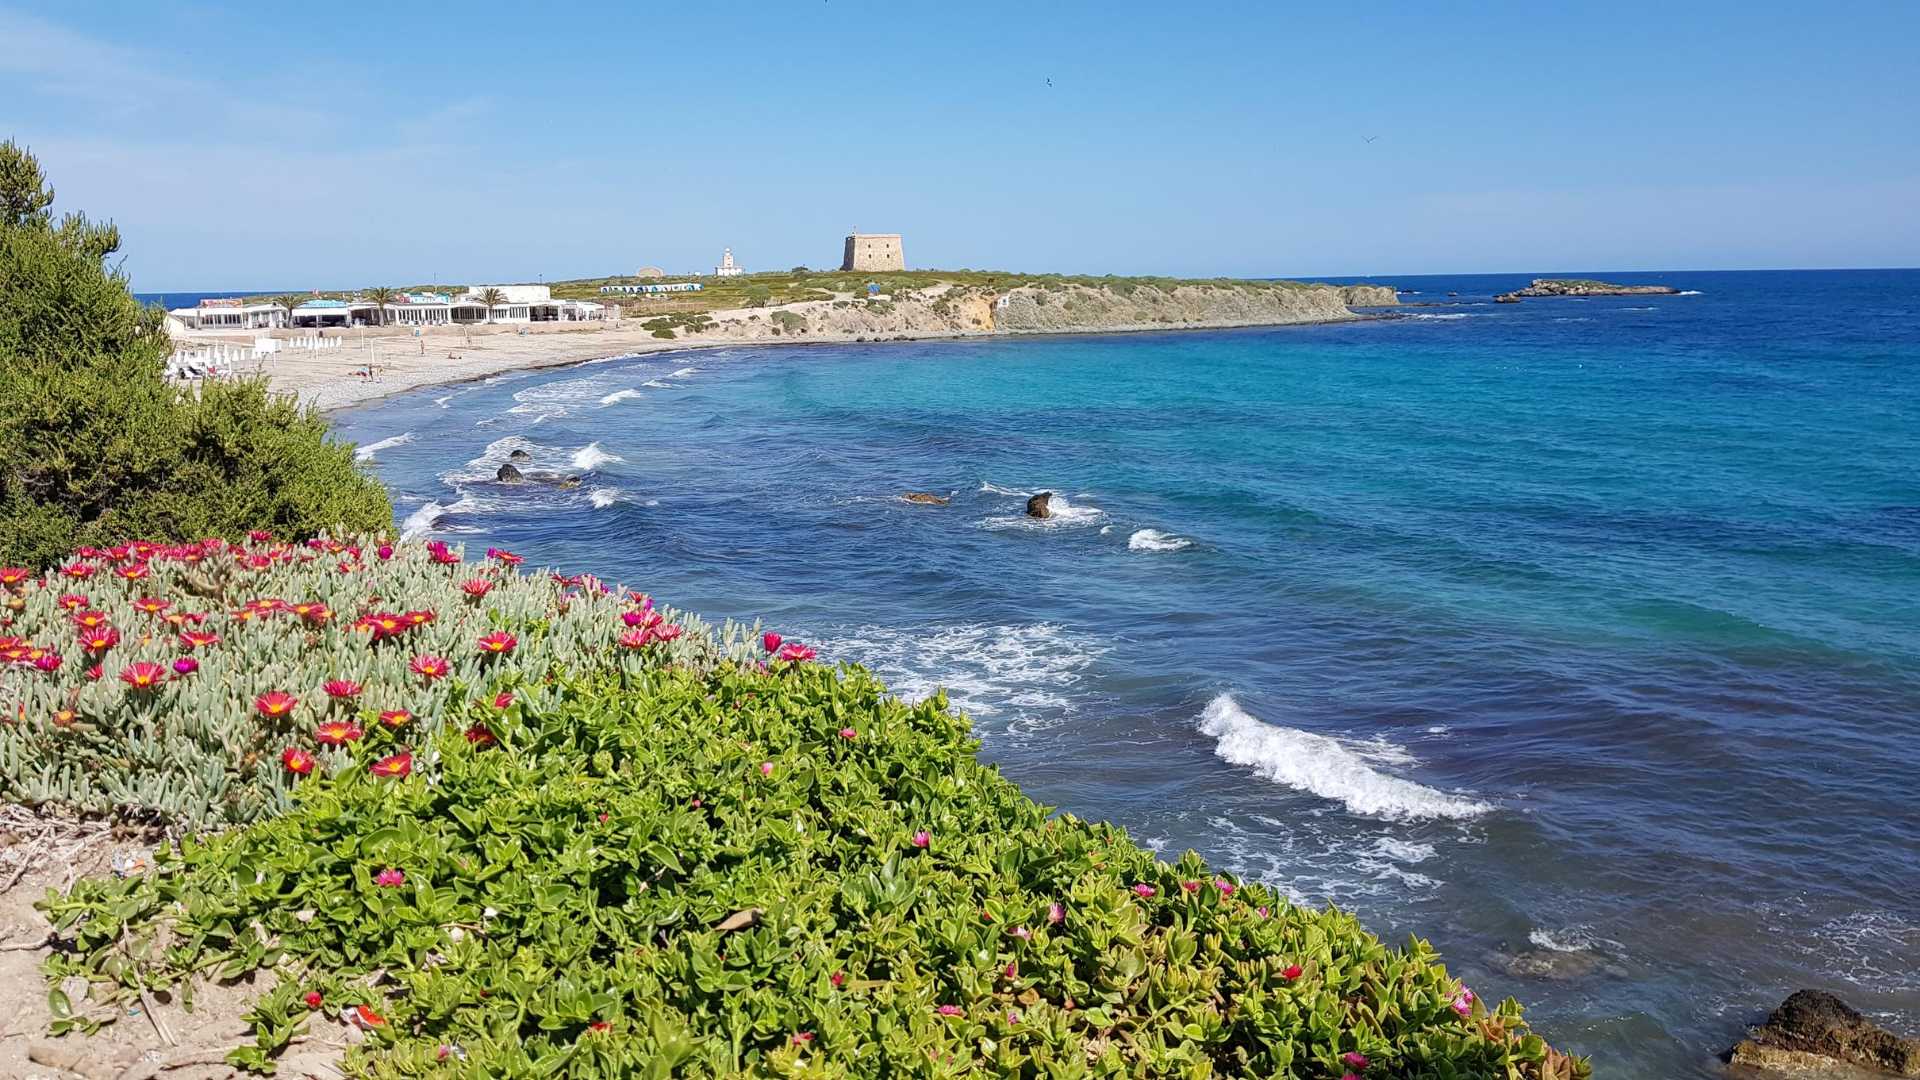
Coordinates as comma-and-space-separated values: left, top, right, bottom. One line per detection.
0, 141, 1581, 1077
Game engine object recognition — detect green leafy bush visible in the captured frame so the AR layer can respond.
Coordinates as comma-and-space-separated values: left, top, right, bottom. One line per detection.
770, 310, 807, 333
38, 656, 1584, 1078
0, 141, 390, 568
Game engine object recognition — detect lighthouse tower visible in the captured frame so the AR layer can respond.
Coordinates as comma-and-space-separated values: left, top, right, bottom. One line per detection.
713, 247, 744, 277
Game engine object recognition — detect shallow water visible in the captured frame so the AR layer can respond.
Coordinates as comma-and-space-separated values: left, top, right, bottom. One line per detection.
337, 268, 1920, 1077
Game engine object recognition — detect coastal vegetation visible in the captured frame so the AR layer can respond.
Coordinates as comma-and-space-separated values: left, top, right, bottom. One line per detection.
0, 141, 389, 570
0, 141, 1582, 1077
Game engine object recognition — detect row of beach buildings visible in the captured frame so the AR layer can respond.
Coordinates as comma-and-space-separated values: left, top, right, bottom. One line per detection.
168, 284, 611, 332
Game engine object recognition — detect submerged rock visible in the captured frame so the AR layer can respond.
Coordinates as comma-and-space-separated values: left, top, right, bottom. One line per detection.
1729, 990, 1920, 1078
1026, 492, 1055, 519
903, 492, 950, 506
508, 449, 532, 462
496, 463, 582, 489
1487, 944, 1607, 982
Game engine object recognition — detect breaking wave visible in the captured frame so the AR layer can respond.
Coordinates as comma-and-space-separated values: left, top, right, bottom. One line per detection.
1128, 528, 1192, 552
1197, 695, 1492, 821
354, 431, 414, 462
599, 389, 643, 405
571, 442, 622, 471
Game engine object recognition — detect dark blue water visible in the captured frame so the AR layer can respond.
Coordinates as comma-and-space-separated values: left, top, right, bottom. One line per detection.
335, 269, 1920, 1077
134, 290, 287, 310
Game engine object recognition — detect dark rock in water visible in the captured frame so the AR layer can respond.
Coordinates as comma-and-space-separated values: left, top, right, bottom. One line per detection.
496, 463, 524, 483
903, 492, 949, 506
1026, 492, 1054, 519
1729, 990, 1920, 1077
508, 449, 532, 462
1494, 294, 1522, 304
1495, 278, 1679, 303
556, 476, 583, 490
498, 464, 583, 489
1488, 945, 1605, 982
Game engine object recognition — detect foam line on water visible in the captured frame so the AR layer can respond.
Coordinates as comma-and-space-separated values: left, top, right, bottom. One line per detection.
354, 431, 414, 462
599, 389, 643, 405
1197, 694, 1492, 821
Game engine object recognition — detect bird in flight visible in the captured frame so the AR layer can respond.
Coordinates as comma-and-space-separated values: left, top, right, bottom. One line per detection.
1363, 135, 1379, 143
1046, 77, 1053, 86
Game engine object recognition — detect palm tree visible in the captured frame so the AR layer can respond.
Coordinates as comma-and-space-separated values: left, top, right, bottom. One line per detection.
360, 286, 396, 327
273, 294, 304, 329
478, 287, 506, 325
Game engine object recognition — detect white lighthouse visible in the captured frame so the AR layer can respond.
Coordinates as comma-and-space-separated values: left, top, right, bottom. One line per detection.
713, 247, 744, 277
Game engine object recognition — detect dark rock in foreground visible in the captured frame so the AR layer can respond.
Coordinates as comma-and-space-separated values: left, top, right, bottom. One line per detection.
497, 463, 523, 483
902, 492, 949, 506
1729, 990, 1919, 1077
1026, 492, 1054, 519
1496, 278, 1679, 302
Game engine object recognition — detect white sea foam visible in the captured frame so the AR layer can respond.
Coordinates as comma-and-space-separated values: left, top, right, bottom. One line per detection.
1197, 695, 1492, 821
1368, 837, 1437, 864
433, 394, 454, 408
588, 487, 622, 509
399, 500, 450, 540
571, 442, 621, 471
1128, 528, 1192, 552
599, 388, 643, 405
979, 481, 1029, 497
1408, 313, 1473, 320
354, 431, 414, 462
982, 493, 1105, 530
1677, 289, 1703, 296
807, 622, 1105, 736
668, 367, 698, 378
642, 379, 673, 389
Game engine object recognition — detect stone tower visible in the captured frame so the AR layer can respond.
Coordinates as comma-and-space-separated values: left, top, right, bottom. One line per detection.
842, 233, 905, 272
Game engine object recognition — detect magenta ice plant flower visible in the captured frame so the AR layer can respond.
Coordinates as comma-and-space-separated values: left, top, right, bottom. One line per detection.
374, 867, 405, 888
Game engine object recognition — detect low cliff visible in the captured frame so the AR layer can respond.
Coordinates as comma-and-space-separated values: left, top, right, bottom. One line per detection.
690, 280, 1395, 346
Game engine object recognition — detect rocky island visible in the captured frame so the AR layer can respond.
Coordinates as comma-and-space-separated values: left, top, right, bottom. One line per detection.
1495, 278, 1679, 302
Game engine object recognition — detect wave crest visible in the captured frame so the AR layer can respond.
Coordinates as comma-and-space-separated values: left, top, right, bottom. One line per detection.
1197, 695, 1491, 821
1128, 528, 1192, 552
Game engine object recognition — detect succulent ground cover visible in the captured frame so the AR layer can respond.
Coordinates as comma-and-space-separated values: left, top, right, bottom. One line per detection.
0, 533, 743, 826
6, 534, 1585, 1078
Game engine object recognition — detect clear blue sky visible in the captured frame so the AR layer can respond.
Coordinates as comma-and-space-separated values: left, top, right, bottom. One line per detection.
4, 1, 1916, 291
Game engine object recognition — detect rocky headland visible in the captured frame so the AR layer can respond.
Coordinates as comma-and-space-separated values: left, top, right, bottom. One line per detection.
1495, 278, 1679, 303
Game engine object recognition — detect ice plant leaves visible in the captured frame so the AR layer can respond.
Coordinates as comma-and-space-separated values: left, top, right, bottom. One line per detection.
35, 659, 1583, 1078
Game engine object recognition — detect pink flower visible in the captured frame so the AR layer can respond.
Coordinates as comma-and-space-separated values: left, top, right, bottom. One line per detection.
1003, 959, 1018, 979
281, 747, 315, 775
374, 867, 405, 888
759, 761, 774, 777
1451, 988, 1475, 1018
776, 642, 816, 663
935, 1005, 963, 1018
118, 662, 167, 691
171, 657, 198, 676
838, 727, 857, 739
1215, 879, 1235, 896
789, 1032, 814, 1047
1343, 1074, 1362, 1080
1009, 925, 1031, 941
464, 723, 497, 747
1182, 880, 1201, 894
1257, 905, 1270, 918
461, 578, 494, 599
762, 632, 782, 653
410, 654, 450, 681
477, 631, 517, 655
303, 990, 323, 1009
376, 543, 394, 560
492, 691, 514, 710
370, 751, 413, 778
911, 830, 931, 848
829, 971, 845, 988
1343, 1052, 1369, 1069
1132, 883, 1156, 899
323, 679, 363, 701
1281, 964, 1303, 981
1047, 902, 1064, 925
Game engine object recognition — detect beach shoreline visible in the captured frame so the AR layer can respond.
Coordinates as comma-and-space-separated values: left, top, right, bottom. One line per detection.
181, 281, 1395, 415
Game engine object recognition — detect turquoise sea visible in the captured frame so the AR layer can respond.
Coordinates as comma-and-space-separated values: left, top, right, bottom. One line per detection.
334, 269, 1920, 1076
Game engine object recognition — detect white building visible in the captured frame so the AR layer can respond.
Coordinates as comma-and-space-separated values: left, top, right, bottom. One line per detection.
713, 247, 743, 277
169, 298, 287, 331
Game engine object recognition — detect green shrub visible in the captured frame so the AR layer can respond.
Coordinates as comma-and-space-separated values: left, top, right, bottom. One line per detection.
770, 310, 807, 333
652, 328, 677, 339
40, 657, 1582, 1078
744, 284, 773, 308
0, 142, 389, 568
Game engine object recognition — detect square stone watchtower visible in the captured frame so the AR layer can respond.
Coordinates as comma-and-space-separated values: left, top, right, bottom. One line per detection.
841, 233, 905, 272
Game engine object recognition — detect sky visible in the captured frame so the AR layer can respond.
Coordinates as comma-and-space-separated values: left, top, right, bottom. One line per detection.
3, 1, 1916, 291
